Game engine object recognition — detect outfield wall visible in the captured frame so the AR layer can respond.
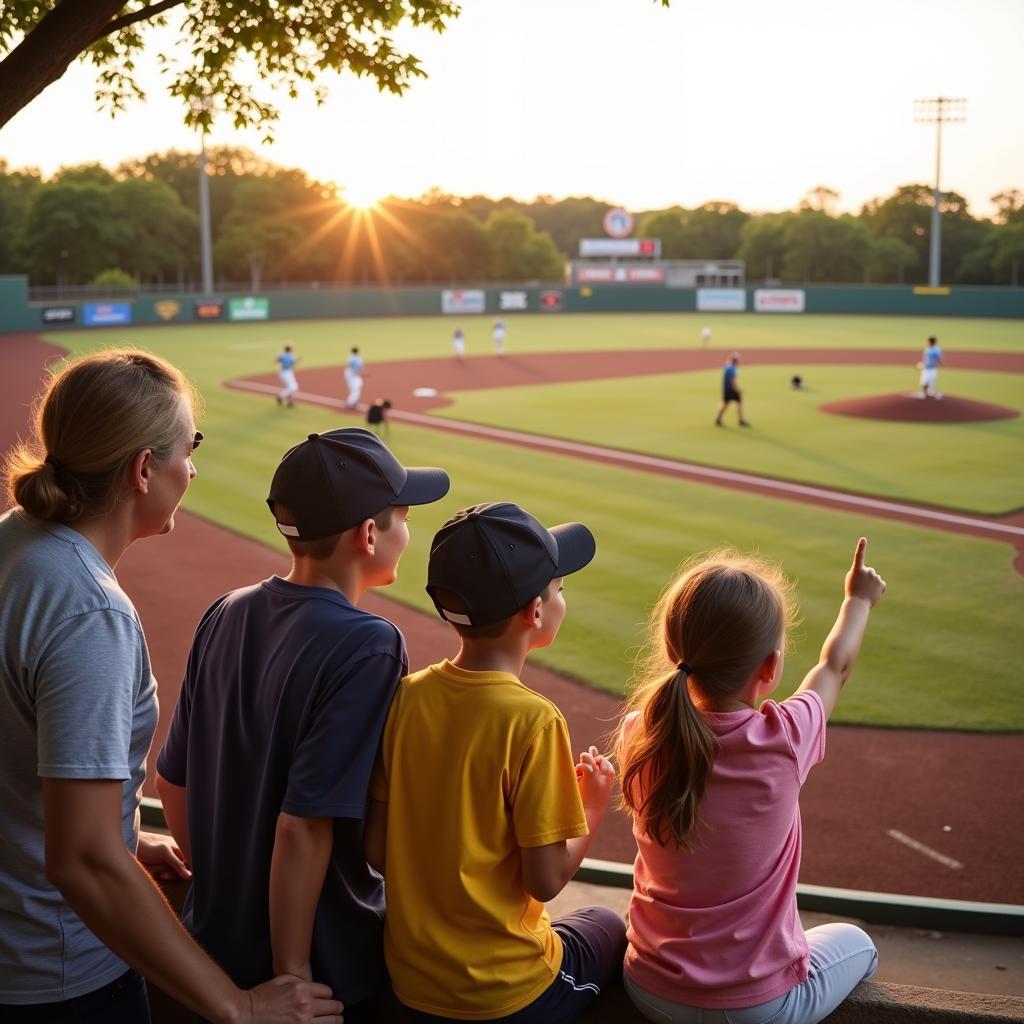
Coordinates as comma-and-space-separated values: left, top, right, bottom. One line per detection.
2, 275, 1023, 333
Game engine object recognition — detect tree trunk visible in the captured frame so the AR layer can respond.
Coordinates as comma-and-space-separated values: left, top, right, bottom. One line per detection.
0, 0, 126, 129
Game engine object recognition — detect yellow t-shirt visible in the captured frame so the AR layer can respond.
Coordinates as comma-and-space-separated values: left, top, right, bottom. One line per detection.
370, 659, 588, 1019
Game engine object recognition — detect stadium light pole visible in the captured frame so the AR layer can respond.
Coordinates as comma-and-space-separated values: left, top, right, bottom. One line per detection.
191, 95, 215, 296
914, 97, 966, 287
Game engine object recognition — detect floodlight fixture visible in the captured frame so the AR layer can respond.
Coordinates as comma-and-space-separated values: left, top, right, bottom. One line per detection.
914, 97, 967, 287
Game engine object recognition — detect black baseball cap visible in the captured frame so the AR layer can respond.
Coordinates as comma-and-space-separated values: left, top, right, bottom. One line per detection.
426, 502, 596, 627
267, 428, 449, 540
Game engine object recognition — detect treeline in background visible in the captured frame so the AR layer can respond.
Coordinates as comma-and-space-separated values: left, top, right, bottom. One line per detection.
1, 149, 1022, 290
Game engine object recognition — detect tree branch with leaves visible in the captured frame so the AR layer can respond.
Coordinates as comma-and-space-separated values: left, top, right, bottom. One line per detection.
0, 0, 461, 134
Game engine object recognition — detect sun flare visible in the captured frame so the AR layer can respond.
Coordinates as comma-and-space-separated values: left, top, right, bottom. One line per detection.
342, 184, 383, 210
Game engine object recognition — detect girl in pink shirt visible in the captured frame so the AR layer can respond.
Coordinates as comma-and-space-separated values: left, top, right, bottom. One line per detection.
616, 539, 886, 1024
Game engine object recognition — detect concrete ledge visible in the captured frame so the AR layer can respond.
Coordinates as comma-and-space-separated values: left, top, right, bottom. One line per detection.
824, 981, 1024, 1022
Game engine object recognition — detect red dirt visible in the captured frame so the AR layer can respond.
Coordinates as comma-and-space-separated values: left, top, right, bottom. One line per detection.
5, 333, 1024, 903
239, 346, 1024, 417
822, 393, 1020, 423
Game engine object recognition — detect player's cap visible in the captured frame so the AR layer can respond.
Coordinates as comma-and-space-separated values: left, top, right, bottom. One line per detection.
267, 427, 449, 540
426, 502, 595, 628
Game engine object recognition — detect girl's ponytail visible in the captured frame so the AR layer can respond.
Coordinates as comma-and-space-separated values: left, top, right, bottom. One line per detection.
617, 550, 796, 849
619, 662, 718, 848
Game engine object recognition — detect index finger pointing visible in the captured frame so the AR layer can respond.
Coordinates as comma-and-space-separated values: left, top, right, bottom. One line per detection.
853, 537, 867, 570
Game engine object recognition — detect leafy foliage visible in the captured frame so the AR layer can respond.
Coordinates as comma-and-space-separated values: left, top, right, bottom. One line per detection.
1, 149, 1020, 286
1, 1, 461, 139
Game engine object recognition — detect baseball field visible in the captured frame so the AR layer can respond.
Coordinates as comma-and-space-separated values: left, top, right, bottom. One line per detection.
39, 312, 1024, 732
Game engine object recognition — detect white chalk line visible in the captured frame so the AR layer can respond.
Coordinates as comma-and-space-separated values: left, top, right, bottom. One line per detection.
887, 829, 964, 870
228, 380, 1024, 542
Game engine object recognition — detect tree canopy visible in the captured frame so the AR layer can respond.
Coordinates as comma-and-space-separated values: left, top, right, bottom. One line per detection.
0, 0, 461, 133
1, 149, 1019, 288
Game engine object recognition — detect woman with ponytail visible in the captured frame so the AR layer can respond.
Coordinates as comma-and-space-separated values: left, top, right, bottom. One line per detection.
0, 350, 340, 1023
616, 542, 887, 1024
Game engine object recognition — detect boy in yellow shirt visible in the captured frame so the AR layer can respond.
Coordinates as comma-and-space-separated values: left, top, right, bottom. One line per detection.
365, 502, 625, 1021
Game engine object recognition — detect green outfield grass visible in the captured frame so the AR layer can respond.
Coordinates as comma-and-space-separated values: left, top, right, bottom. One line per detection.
433, 365, 1024, 514
42, 313, 1024, 730
46, 311, 1024, 376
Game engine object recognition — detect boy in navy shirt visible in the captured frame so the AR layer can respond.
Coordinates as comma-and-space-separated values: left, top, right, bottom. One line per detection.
156, 429, 449, 1022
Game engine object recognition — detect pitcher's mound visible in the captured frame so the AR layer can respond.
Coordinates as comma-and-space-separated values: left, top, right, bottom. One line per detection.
821, 393, 1019, 423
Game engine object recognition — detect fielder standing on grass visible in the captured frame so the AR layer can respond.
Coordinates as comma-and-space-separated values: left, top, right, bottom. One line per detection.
916, 336, 944, 399
276, 344, 299, 407
345, 346, 365, 409
715, 352, 750, 427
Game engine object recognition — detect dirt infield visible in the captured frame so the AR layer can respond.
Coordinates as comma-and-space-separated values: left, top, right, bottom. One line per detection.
4, 333, 1023, 904
238, 345, 1024, 418
822, 393, 1020, 423
233, 347, 1024, 569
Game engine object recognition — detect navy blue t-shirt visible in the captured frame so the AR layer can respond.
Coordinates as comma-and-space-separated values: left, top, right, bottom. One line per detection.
156, 576, 406, 1002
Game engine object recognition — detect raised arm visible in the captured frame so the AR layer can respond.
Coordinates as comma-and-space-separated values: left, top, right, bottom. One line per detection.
797, 537, 886, 719
520, 747, 615, 903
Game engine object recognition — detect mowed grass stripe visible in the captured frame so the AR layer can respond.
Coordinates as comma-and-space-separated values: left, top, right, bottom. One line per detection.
432, 365, 1024, 515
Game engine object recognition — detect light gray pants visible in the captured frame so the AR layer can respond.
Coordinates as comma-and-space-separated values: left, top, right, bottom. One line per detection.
624, 923, 878, 1024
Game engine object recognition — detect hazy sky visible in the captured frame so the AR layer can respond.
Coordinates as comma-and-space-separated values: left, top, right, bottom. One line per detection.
1, 0, 1021, 217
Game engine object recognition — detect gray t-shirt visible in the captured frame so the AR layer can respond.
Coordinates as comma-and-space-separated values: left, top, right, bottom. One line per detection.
0, 509, 158, 1003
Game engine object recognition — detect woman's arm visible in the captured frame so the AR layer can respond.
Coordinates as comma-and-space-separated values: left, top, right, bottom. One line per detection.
43, 778, 341, 1024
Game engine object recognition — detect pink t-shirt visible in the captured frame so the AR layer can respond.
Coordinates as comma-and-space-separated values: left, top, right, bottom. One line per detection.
624, 690, 826, 1009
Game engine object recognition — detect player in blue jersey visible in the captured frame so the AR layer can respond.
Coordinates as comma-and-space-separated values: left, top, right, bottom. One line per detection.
345, 347, 365, 409
917, 336, 944, 399
276, 345, 300, 407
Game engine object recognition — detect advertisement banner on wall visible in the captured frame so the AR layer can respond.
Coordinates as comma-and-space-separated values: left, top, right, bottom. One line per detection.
441, 289, 486, 314
195, 300, 225, 320
575, 266, 615, 283
499, 290, 529, 311
579, 238, 660, 258
754, 289, 805, 313
624, 266, 665, 283
539, 290, 563, 312
84, 302, 132, 326
697, 288, 746, 312
41, 306, 76, 325
228, 296, 270, 321
154, 300, 182, 321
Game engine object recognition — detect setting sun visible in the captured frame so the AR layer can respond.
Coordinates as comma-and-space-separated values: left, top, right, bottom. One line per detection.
342, 183, 383, 210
